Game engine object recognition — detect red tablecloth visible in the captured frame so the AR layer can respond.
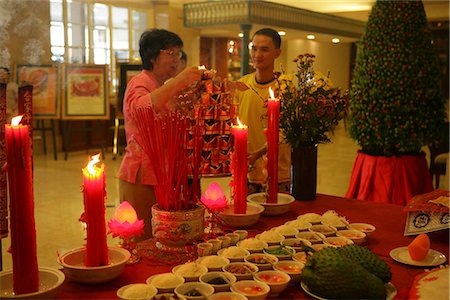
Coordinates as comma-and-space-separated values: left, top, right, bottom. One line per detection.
56, 194, 449, 299
345, 151, 433, 205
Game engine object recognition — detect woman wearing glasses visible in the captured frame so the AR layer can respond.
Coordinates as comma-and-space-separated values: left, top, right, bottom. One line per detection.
117, 29, 209, 240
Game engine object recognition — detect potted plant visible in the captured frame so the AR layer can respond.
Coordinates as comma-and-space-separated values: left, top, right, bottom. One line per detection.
277, 54, 348, 200
346, 0, 446, 205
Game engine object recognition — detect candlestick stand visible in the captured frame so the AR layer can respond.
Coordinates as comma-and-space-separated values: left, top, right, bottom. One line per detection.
204, 209, 224, 236
119, 238, 140, 264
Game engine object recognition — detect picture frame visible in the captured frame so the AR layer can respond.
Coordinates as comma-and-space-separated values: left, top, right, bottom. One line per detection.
16, 64, 60, 119
117, 63, 142, 112
62, 64, 109, 120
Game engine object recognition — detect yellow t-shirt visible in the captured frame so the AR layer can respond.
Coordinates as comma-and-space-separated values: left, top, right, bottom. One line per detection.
234, 73, 291, 184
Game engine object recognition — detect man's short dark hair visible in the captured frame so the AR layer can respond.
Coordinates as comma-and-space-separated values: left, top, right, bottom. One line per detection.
139, 29, 183, 70
252, 28, 281, 49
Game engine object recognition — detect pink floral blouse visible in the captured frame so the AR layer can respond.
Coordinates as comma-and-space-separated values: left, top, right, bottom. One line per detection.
116, 70, 160, 186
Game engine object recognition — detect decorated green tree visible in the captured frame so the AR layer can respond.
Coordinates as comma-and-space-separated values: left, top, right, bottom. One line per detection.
349, 0, 446, 156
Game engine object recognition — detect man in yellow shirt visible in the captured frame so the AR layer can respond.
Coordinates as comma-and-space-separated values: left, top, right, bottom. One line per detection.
234, 28, 291, 194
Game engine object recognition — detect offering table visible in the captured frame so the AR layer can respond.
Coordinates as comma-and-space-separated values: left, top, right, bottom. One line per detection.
56, 194, 449, 299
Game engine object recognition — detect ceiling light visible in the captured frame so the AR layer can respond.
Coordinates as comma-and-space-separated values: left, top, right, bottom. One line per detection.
278, 31, 286, 36
332, 38, 340, 44
307, 34, 315, 40
238, 32, 243, 38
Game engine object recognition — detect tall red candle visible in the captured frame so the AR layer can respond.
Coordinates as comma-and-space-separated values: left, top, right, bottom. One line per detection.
0, 83, 7, 238
82, 154, 109, 267
231, 117, 248, 214
267, 87, 280, 203
5, 115, 39, 294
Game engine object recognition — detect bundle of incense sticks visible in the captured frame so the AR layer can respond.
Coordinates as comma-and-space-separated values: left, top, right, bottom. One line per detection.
190, 106, 204, 202
134, 107, 198, 211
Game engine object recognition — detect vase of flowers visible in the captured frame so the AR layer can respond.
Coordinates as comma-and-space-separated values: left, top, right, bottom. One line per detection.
277, 54, 348, 200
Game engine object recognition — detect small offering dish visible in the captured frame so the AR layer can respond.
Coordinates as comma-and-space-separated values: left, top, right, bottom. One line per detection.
247, 193, 294, 216
0, 267, 65, 299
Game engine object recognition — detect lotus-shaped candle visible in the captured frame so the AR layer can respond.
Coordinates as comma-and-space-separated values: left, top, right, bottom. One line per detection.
108, 201, 144, 239
201, 182, 228, 211
201, 182, 228, 235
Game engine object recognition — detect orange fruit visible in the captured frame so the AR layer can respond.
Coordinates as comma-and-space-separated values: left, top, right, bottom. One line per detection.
407, 233, 430, 261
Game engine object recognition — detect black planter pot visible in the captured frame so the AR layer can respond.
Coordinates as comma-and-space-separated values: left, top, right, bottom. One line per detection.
290, 145, 318, 201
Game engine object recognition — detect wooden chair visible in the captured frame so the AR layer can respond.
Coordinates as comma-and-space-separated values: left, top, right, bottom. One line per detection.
110, 104, 125, 160
428, 122, 449, 189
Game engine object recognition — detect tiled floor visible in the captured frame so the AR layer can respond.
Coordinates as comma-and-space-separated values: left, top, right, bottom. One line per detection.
1, 122, 448, 271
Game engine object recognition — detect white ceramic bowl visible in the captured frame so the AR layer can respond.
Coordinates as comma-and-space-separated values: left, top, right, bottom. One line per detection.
199, 271, 237, 293
233, 230, 249, 241
174, 282, 214, 300
117, 283, 157, 300
253, 270, 290, 296
59, 246, 130, 284
217, 246, 250, 262
310, 244, 329, 252
323, 236, 354, 247
296, 213, 322, 224
336, 229, 366, 245
247, 193, 294, 216
218, 203, 264, 228
272, 260, 304, 283
272, 225, 299, 238
285, 220, 312, 232
281, 238, 312, 252
320, 219, 347, 230
349, 223, 376, 237
308, 224, 337, 237
196, 255, 230, 271
0, 267, 65, 299
255, 231, 285, 246
230, 280, 270, 300
172, 263, 208, 282
208, 291, 248, 300
263, 245, 295, 261
146, 273, 185, 293
244, 253, 278, 271
292, 251, 308, 264
237, 238, 268, 254
153, 293, 186, 300
295, 231, 326, 244
223, 262, 259, 281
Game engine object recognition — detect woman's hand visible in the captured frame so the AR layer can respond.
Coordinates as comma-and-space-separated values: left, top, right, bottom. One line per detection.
172, 66, 203, 90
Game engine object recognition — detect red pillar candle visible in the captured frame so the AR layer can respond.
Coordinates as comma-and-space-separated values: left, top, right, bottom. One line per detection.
0, 83, 7, 238
231, 117, 248, 214
18, 84, 33, 152
82, 154, 109, 267
5, 115, 39, 294
267, 87, 280, 203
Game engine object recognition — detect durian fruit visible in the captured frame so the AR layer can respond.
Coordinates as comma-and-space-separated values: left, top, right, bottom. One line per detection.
301, 247, 387, 299
338, 244, 392, 283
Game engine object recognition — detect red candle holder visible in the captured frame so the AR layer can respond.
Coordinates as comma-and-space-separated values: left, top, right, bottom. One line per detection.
108, 201, 144, 264
201, 182, 228, 236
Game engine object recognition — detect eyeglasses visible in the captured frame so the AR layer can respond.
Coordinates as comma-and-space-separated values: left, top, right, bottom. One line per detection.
160, 49, 182, 59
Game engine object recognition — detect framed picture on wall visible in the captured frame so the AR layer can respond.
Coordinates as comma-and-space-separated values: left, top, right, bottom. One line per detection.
62, 64, 109, 120
117, 63, 142, 111
16, 64, 60, 119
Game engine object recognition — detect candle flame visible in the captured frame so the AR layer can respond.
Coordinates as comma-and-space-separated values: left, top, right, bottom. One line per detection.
11, 115, 24, 126
198, 65, 206, 70
87, 154, 101, 176
268, 87, 278, 100
236, 117, 247, 129
114, 201, 138, 224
